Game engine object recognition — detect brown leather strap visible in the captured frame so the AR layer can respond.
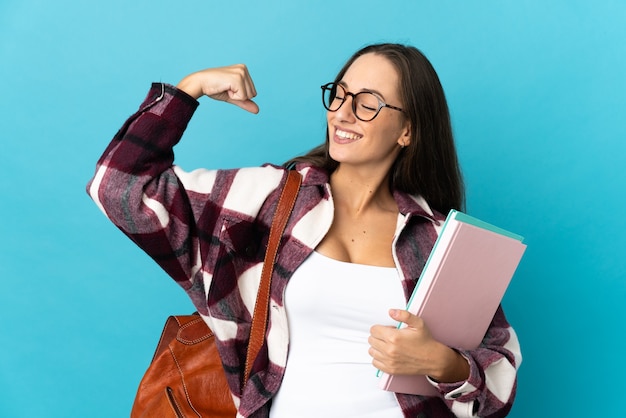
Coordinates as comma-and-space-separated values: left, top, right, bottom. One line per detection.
243, 170, 302, 385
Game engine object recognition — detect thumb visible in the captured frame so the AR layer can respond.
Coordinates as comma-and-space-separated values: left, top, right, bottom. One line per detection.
389, 309, 422, 328
231, 99, 259, 114
225, 88, 259, 113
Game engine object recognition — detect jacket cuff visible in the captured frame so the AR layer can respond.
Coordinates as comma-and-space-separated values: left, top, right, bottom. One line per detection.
429, 350, 482, 401
140, 83, 199, 128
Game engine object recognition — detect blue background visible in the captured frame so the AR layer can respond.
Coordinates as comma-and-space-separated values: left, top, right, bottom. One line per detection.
1, 1, 625, 416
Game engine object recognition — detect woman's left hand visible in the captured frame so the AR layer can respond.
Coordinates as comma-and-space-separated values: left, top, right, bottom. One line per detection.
368, 309, 470, 383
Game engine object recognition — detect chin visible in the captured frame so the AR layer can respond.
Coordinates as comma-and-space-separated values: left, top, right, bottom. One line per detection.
327, 144, 350, 164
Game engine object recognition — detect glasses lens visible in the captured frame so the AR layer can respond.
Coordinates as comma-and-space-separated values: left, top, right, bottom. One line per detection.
323, 83, 343, 111
354, 92, 380, 121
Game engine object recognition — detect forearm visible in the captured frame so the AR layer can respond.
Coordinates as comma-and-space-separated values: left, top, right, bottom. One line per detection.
427, 343, 470, 383
174, 65, 259, 113
94, 83, 198, 173
177, 73, 204, 100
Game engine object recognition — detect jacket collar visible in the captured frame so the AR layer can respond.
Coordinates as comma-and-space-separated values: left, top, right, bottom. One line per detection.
293, 162, 443, 225
393, 190, 443, 225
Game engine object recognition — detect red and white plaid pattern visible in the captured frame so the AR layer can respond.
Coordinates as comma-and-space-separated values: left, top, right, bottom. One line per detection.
87, 83, 521, 418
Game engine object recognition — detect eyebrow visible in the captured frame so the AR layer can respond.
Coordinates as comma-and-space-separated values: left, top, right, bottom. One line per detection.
338, 81, 386, 101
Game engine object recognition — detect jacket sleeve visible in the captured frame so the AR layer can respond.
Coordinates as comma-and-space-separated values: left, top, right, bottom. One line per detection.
86, 83, 212, 307
432, 305, 522, 417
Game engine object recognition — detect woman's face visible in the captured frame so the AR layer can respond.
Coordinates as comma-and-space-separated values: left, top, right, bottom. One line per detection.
326, 53, 410, 172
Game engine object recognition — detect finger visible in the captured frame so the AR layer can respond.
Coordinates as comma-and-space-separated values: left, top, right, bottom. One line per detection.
369, 323, 397, 340
368, 342, 390, 368
368, 333, 386, 351
235, 77, 255, 99
369, 349, 388, 372
369, 343, 402, 375
227, 84, 252, 102
230, 64, 256, 100
245, 75, 257, 98
238, 64, 257, 97
224, 82, 259, 113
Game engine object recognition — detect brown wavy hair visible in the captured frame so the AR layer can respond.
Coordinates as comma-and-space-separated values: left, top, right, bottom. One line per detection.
285, 43, 464, 214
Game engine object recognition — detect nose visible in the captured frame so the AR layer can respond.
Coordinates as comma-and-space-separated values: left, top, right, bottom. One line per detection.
333, 94, 357, 122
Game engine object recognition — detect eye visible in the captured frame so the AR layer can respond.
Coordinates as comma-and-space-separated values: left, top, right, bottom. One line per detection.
333, 84, 348, 99
359, 103, 377, 112
356, 93, 380, 112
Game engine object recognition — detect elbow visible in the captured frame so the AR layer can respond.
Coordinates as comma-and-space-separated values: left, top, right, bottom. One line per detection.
86, 166, 170, 235
86, 166, 132, 227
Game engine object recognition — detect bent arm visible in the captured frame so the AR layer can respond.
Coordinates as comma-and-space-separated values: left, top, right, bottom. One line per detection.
87, 83, 205, 293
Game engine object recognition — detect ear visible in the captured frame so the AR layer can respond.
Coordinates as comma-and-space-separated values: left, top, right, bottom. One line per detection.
397, 120, 412, 148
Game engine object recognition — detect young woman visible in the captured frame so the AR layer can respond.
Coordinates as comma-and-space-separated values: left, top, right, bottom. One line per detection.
88, 43, 520, 417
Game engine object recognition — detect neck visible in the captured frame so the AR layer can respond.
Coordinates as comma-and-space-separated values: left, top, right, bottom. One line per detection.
330, 164, 397, 215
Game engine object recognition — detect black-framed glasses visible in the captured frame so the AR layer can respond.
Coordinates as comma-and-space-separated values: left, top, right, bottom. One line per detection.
321, 82, 404, 121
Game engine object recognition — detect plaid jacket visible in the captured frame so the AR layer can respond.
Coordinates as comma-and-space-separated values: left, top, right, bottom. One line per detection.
87, 83, 521, 418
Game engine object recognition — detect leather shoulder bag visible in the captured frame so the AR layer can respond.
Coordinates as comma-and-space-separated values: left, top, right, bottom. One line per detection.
130, 170, 302, 418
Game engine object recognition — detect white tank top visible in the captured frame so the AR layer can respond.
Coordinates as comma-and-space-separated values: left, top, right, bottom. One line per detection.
270, 251, 406, 418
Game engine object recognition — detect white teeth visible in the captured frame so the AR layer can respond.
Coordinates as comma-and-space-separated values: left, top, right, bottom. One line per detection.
336, 129, 362, 140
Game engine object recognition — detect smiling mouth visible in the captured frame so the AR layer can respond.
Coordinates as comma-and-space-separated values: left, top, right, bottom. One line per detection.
335, 128, 363, 141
